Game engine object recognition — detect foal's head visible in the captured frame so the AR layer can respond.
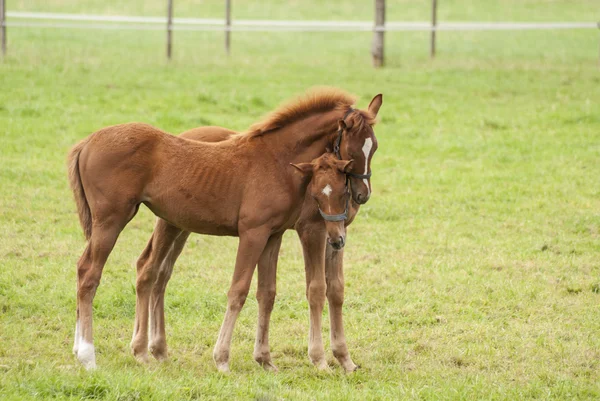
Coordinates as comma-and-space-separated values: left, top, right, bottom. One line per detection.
292, 153, 354, 250
334, 94, 382, 205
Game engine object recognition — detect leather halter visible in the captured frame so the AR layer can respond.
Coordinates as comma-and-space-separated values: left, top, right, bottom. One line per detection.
333, 108, 372, 180
318, 191, 350, 222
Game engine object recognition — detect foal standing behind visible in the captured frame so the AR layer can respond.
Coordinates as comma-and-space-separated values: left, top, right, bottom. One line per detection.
68, 89, 380, 371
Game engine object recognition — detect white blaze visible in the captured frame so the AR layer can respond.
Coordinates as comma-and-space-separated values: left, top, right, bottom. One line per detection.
361, 138, 373, 196
321, 184, 332, 197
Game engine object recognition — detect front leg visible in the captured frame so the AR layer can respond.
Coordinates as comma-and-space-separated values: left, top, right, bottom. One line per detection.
213, 228, 271, 372
326, 243, 358, 372
297, 226, 328, 370
253, 233, 283, 371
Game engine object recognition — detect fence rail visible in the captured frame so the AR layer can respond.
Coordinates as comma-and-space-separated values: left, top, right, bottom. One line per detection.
1, 10, 599, 61
5, 12, 598, 31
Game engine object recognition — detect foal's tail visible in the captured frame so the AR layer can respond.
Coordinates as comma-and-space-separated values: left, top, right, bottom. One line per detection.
67, 139, 92, 241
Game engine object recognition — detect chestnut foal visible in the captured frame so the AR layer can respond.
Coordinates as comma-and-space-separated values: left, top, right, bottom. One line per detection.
68, 88, 380, 371
131, 90, 382, 372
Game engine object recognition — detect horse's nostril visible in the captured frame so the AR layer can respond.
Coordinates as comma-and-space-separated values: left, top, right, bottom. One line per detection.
357, 193, 370, 204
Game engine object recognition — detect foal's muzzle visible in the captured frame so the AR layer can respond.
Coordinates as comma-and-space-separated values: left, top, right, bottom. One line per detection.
328, 236, 345, 250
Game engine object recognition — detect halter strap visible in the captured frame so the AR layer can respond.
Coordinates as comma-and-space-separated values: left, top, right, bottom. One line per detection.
318, 192, 350, 222
347, 171, 372, 180
333, 108, 372, 180
333, 108, 354, 159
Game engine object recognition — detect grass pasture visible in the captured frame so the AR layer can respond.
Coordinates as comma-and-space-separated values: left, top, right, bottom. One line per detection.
1, 1, 600, 399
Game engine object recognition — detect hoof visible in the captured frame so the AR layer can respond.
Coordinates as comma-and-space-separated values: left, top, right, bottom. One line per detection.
333, 351, 359, 373
213, 347, 230, 373
133, 352, 149, 364
260, 360, 279, 372
314, 359, 331, 372
131, 344, 149, 363
149, 345, 168, 362
344, 363, 360, 373
254, 352, 278, 372
77, 341, 97, 370
216, 362, 230, 373
338, 357, 359, 373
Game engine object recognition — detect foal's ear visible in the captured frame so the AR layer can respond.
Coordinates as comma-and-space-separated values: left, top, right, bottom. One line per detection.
368, 94, 383, 117
335, 159, 354, 173
338, 117, 354, 132
290, 162, 314, 177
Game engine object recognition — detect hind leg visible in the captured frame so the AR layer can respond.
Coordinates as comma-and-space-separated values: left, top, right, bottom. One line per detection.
148, 230, 190, 361
130, 232, 155, 362
74, 212, 131, 369
129, 233, 153, 361
131, 220, 183, 362
253, 233, 282, 371
73, 246, 91, 356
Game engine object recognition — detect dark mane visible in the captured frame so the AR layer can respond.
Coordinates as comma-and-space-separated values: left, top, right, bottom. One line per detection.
241, 88, 357, 138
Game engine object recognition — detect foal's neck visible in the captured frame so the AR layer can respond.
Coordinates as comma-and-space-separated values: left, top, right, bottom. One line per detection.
268, 109, 342, 162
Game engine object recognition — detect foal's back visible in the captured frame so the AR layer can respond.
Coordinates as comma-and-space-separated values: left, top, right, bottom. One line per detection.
77, 123, 302, 236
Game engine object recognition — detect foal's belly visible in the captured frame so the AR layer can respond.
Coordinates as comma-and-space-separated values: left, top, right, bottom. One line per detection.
142, 195, 240, 237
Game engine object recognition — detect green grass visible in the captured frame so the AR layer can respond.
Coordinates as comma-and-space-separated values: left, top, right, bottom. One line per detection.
1, 1, 600, 400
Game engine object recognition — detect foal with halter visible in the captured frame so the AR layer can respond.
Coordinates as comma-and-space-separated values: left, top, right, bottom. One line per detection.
291, 154, 354, 253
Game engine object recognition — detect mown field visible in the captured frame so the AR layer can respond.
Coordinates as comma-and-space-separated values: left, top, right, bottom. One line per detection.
1, 1, 599, 400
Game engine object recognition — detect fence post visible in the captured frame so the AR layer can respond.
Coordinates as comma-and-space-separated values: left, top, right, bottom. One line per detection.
166, 0, 173, 59
430, 0, 437, 58
1, 0, 6, 57
225, 0, 231, 55
372, 0, 385, 67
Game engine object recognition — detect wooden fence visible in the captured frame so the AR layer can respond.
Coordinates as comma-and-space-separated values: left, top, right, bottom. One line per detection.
1, 0, 598, 66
